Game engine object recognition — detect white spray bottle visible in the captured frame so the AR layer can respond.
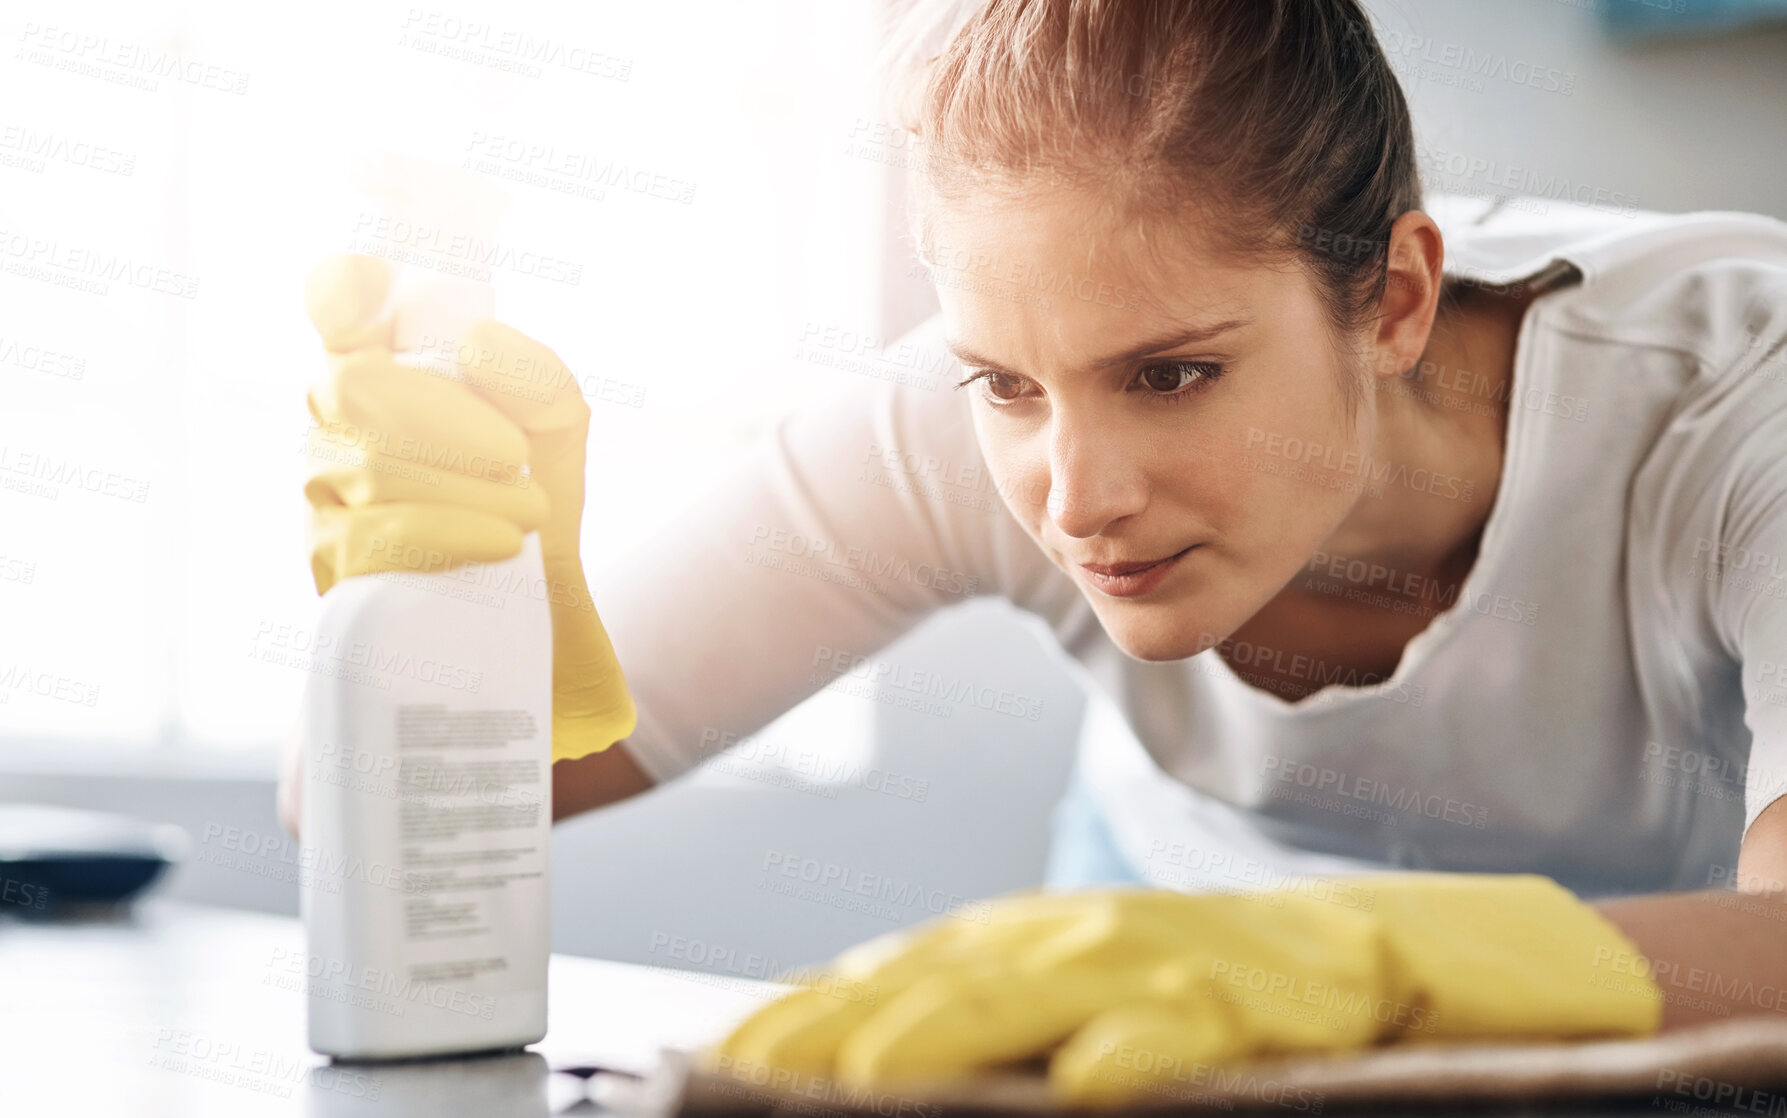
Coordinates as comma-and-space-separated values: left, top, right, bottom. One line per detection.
300, 153, 552, 1061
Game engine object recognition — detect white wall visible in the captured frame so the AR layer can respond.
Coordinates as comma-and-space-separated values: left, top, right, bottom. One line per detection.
1367, 0, 1787, 220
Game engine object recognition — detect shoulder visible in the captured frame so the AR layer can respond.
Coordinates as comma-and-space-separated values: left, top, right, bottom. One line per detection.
1546, 213, 1787, 387
1462, 197, 1787, 496
1433, 192, 1787, 384
1445, 198, 1787, 642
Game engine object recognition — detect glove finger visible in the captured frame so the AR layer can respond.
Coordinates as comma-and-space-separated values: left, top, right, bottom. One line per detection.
817, 889, 1174, 997
836, 888, 1161, 986
702, 986, 880, 1084
308, 503, 524, 595
835, 969, 1118, 1088
1048, 1001, 1252, 1106
304, 254, 393, 353
455, 322, 590, 528
308, 346, 534, 484
304, 426, 549, 534
820, 915, 987, 987
696, 919, 978, 1085
547, 619, 638, 763
701, 892, 1162, 1089
456, 320, 590, 438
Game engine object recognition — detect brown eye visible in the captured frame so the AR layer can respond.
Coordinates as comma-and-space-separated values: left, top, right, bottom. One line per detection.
985, 372, 1026, 400
951, 368, 1033, 404
1137, 361, 1221, 395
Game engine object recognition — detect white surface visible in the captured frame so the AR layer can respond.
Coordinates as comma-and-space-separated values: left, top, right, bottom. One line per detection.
0, 900, 770, 1117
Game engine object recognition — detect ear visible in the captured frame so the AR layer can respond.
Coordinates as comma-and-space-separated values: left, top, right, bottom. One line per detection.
1370, 210, 1445, 382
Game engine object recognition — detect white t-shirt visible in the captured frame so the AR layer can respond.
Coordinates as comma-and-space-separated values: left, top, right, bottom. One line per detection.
600, 193, 1787, 900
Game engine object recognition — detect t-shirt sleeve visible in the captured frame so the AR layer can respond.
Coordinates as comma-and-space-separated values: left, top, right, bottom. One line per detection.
1713, 431, 1787, 843
589, 314, 1051, 783
1701, 346, 1787, 843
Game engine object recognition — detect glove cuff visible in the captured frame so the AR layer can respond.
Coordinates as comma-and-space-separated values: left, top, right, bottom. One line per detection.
1372, 872, 1663, 1042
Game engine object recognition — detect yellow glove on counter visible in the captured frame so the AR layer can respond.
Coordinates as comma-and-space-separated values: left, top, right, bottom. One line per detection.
301, 253, 637, 761
704, 873, 1662, 1107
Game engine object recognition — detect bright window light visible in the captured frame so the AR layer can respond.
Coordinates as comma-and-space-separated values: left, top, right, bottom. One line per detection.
1, 0, 899, 759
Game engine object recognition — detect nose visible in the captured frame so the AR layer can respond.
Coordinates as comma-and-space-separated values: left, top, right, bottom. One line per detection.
1045, 409, 1147, 539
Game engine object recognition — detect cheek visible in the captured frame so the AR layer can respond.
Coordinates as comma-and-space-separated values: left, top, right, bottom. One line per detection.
1210, 392, 1373, 598
1240, 349, 1369, 456
970, 404, 1051, 520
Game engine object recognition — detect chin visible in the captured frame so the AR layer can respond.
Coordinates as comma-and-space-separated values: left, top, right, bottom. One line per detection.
1099, 611, 1210, 663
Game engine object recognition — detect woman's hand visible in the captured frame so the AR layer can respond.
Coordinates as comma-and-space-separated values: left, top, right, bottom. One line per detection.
300, 253, 637, 763
703, 873, 1663, 1106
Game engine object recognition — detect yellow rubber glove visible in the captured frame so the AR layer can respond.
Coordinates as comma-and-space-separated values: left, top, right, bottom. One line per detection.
703, 873, 1662, 1107
301, 253, 637, 761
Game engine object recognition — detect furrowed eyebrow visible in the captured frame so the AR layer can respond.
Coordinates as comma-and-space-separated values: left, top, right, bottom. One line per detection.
945, 319, 1250, 375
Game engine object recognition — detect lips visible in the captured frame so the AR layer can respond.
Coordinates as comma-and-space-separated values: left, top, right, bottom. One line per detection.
1072, 545, 1194, 599
1078, 549, 1191, 577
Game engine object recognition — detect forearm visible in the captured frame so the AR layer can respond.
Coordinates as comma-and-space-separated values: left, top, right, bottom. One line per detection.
551, 739, 656, 822
1594, 887, 1787, 1030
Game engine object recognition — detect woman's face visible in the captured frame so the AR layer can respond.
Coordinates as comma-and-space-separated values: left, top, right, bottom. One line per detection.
925, 190, 1386, 661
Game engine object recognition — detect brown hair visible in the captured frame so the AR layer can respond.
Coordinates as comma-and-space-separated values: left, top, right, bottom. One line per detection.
889, 0, 1422, 356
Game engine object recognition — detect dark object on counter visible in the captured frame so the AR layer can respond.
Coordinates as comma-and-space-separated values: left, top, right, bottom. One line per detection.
0, 803, 188, 912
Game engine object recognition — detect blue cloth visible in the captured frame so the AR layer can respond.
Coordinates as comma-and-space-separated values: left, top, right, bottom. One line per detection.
1599, 0, 1787, 39
1041, 768, 1148, 889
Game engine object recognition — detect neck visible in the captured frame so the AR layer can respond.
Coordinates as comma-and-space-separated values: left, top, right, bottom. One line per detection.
1318, 280, 1532, 581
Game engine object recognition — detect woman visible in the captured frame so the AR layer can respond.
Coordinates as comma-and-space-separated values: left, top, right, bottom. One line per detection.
289, 0, 1787, 1103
